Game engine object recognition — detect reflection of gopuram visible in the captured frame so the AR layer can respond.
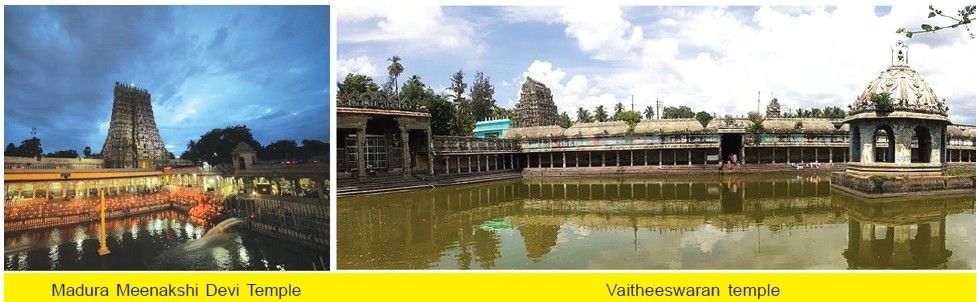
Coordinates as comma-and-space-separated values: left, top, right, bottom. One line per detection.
835, 192, 974, 269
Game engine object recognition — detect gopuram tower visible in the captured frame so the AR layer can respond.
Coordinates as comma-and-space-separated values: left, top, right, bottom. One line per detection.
101, 82, 169, 169
512, 77, 559, 127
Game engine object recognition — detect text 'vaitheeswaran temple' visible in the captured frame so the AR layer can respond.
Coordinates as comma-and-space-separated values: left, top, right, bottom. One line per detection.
101, 82, 169, 168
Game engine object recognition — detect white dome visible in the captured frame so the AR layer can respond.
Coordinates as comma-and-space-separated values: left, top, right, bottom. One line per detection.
848, 42, 949, 120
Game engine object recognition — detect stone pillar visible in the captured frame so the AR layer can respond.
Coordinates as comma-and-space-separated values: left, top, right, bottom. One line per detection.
787, 148, 791, 164
477, 155, 482, 172
549, 153, 554, 168
456, 157, 461, 173
615, 151, 620, 166
356, 126, 367, 178
445, 156, 450, 175
658, 150, 663, 166
400, 125, 411, 176
427, 128, 435, 176
687, 150, 692, 166
562, 152, 567, 168
829, 148, 833, 163
643, 150, 648, 165
601, 152, 606, 167
772, 148, 776, 164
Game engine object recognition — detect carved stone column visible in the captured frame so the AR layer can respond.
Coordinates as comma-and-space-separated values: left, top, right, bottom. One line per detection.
356, 126, 367, 178
400, 125, 411, 176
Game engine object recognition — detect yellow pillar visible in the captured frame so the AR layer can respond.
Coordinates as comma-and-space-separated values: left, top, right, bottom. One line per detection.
98, 190, 111, 256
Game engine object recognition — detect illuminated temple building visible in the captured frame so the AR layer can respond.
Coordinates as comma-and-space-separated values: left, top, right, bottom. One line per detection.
4, 83, 329, 253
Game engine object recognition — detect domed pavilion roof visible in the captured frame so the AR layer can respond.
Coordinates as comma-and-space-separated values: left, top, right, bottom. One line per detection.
846, 41, 949, 123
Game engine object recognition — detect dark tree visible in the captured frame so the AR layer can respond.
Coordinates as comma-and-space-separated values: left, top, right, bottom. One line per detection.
429, 96, 456, 135
448, 70, 467, 103
260, 139, 300, 161
180, 125, 262, 165
16, 137, 42, 158
46, 149, 79, 158
299, 139, 329, 160
695, 111, 714, 128
469, 72, 496, 123
83, 146, 93, 158
5, 143, 17, 156
337, 73, 380, 100
662, 106, 694, 119
400, 75, 431, 108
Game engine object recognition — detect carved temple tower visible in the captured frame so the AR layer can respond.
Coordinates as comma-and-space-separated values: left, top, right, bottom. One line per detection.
512, 77, 559, 128
101, 82, 169, 168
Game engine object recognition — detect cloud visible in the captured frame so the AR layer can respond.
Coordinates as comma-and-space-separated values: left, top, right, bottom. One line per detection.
560, 6, 644, 60
339, 6, 479, 51
5, 6, 330, 154
540, 5, 976, 122
337, 55, 378, 79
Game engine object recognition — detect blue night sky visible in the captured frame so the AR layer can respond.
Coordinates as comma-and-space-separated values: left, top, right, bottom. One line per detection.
5, 6, 330, 155
339, 5, 974, 124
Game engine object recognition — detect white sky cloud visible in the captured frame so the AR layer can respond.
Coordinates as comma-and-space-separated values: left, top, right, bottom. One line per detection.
537, 5, 975, 121
338, 5, 479, 51
341, 5, 976, 124
337, 55, 378, 79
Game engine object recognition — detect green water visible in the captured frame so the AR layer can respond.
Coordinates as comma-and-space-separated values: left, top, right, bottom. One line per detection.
338, 173, 975, 270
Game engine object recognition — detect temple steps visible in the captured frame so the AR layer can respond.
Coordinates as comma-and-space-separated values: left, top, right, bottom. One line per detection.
337, 171, 522, 197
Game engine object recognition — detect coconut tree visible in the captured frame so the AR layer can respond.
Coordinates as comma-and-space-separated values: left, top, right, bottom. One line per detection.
387, 56, 404, 96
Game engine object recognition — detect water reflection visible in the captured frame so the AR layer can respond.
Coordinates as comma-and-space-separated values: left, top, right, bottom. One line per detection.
5, 210, 324, 270
338, 173, 975, 269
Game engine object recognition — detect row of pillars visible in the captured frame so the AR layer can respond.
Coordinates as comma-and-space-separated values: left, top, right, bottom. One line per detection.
523, 149, 714, 168
4, 178, 162, 201
440, 154, 520, 175
745, 147, 848, 164
948, 149, 976, 162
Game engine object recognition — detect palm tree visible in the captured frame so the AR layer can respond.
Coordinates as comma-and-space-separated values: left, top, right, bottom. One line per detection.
613, 102, 625, 116
576, 107, 592, 123
595, 105, 608, 122
643, 106, 655, 119
387, 56, 404, 96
